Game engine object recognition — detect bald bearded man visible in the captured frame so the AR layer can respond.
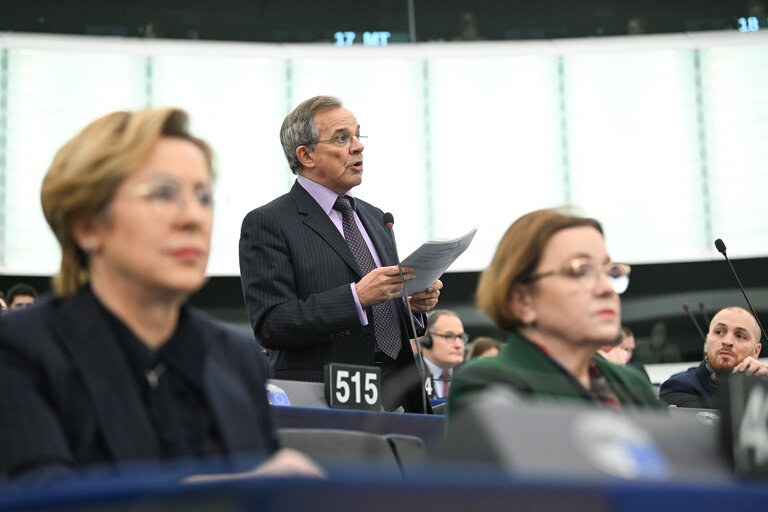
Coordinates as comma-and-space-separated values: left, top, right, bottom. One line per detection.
660, 306, 767, 409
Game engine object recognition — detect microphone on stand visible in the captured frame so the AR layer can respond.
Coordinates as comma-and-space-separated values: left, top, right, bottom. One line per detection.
714, 238, 766, 342
699, 302, 710, 328
383, 212, 429, 414
683, 302, 707, 343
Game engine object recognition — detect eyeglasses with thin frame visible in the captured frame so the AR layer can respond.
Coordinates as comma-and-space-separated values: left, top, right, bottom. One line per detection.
430, 331, 470, 343
521, 258, 631, 295
122, 179, 214, 218
311, 134, 367, 148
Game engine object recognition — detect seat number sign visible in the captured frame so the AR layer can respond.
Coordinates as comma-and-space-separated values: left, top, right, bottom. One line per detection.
324, 363, 382, 411
424, 375, 435, 399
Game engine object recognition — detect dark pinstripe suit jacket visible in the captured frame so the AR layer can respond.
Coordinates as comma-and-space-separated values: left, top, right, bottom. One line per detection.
239, 181, 427, 412
0, 287, 277, 478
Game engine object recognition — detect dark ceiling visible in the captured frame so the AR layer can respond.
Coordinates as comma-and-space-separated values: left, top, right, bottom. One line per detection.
0, 1, 761, 43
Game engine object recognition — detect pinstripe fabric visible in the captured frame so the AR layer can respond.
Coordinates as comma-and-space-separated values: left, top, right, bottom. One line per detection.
239, 181, 428, 412
333, 195, 401, 359
0, 287, 278, 477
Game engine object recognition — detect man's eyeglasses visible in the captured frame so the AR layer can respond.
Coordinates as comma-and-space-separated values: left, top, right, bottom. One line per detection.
312, 134, 367, 148
430, 331, 470, 343
521, 258, 631, 294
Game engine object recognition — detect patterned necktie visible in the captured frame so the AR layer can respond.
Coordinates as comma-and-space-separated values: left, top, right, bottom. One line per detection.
440, 370, 451, 398
333, 195, 402, 359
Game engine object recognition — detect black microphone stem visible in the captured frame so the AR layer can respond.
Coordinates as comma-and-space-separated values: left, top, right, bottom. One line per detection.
699, 302, 710, 327
721, 252, 767, 343
683, 302, 707, 343
384, 217, 429, 414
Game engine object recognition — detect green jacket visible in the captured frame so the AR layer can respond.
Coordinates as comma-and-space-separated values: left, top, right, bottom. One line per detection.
447, 331, 664, 421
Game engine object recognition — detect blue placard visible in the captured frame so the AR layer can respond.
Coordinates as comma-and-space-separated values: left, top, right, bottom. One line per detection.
266, 383, 291, 406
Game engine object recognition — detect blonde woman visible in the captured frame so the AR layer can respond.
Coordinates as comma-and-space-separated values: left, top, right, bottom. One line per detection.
0, 108, 318, 479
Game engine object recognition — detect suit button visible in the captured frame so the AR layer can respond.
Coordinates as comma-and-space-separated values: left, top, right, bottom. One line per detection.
345, 329, 351, 335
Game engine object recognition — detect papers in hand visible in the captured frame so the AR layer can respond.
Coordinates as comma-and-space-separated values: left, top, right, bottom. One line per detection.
400, 227, 477, 295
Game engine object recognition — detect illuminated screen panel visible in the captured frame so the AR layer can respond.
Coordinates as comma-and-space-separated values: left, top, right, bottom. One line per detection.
289, 57, 429, 257
151, 54, 289, 275
3, 49, 146, 273
427, 54, 566, 271
700, 43, 768, 258
4, 33, 768, 278
563, 49, 706, 263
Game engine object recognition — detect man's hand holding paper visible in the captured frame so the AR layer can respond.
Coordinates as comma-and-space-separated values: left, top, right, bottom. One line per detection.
409, 280, 443, 314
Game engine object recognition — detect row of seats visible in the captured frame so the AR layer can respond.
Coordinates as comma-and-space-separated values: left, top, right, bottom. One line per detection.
276, 386, 731, 482
278, 429, 428, 478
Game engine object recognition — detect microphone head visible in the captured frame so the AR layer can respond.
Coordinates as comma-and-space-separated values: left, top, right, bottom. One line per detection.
714, 238, 726, 254
382, 212, 394, 227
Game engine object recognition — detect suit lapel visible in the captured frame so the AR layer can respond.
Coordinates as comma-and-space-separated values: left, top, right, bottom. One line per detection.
290, 181, 362, 277
51, 289, 159, 461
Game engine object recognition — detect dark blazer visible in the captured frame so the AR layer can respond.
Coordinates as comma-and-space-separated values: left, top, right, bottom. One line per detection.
447, 331, 664, 422
0, 288, 277, 478
239, 181, 427, 412
659, 360, 719, 409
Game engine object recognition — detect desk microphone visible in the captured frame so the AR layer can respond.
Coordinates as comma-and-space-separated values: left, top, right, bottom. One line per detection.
699, 302, 710, 327
383, 212, 429, 414
683, 302, 707, 343
714, 238, 767, 342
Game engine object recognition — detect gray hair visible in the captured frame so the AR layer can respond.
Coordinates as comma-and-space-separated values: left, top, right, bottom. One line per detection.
280, 95, 343, 175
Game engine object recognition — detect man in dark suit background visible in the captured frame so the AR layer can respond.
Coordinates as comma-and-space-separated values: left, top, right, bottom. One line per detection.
660, 306, 767, 409
239, 96, 442, 413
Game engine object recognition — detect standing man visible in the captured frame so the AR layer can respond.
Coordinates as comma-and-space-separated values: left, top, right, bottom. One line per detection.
660, 306, 767, 409
420, 310, 467, 399
239, 96, 442, 413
